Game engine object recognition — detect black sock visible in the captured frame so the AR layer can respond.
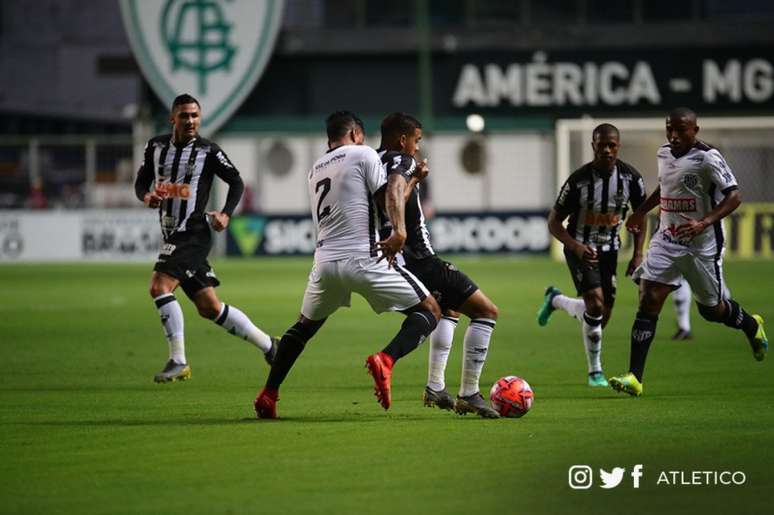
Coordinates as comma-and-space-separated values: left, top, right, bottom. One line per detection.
266, 320, 323, 390
382, 311, 438, 362
629, 312, 658, 382
721, 299, 759, 340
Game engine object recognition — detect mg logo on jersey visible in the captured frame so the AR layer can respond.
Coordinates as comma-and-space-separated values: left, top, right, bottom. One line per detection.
120, 0, 284, 136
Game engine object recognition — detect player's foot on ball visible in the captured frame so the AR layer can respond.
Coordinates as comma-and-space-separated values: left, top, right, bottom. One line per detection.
153, 360, 191, 383
264, 336, 280, 366
587, 371, 609, 387
365, 352, 394, 410
537, 286, 561, 326
254, 387, 279, 419
609, 372, 643, 397
454, 392, 500, 419
750, 314, 768, 361
423, 386, 455, 411
672, 328, 693, 341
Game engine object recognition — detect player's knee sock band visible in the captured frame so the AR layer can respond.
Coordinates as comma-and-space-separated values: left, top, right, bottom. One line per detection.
629, 312, 658, 382
720, 300, 759, 340
383, 310, 438, 362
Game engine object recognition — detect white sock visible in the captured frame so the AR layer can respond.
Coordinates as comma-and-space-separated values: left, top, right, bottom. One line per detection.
673, 281, 692, 332
582, 312, 603, 374
154, 293, 185, 364
552, 294, 586, 321
214, 304, 272, 353
427, 316, 458, 391
459, 318, 495, 397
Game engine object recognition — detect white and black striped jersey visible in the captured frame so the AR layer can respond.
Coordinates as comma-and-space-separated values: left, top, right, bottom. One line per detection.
308, 144, 389, 263
377, 149, 435, 263
134, 134, 244, 240
655, 141, 737, 256
554, 160, 646, 252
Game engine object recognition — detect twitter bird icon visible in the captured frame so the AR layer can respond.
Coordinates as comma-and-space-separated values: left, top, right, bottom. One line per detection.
599, 467, 625, 489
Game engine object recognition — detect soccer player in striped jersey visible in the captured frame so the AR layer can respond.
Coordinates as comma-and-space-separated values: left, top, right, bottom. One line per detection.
377, 112, 501, 418
537, 124, 647, 387
610, 107, 768, 396
135, 94, 277, 383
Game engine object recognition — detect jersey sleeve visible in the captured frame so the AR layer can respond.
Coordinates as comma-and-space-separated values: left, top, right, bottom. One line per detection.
363, 148, 388, 195
553, 177, 579, 218
208, 144, 244, 216
386, 152, 416, 182
629, 168, 647, 210
134, 140, 155, 202
704, 150, 738, 195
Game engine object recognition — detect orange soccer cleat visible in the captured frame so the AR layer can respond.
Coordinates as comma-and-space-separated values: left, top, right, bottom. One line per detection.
365, 352, 394, 410
254, 387, 279, 419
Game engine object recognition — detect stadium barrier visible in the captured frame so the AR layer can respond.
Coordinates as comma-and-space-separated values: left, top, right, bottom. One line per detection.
0, 210, 160, 262
226, 211, 552, 257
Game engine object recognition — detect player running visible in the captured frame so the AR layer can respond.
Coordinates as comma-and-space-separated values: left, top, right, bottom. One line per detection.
609, 107, 768, 397
253, 111, 441, 418
135, 94, 276, 383
377, 112, 501, 418
537, 124, 647, 387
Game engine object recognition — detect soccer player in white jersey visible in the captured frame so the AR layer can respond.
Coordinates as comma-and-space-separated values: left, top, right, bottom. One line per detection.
253, 111, 441, 418
610, 108, 768, 397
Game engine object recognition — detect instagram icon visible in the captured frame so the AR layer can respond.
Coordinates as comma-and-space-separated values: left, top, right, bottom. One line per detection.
568, 465, 593, 489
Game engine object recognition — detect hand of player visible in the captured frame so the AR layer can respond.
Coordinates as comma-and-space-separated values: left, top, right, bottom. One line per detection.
626, 253, 643, 277
412, 159, 429, 181
374, 230, 406, 268
571, 241, 598, 266
143, 191, 163, 208
626, 211, 645, 234
206, 211, 230, 232
675, 214, 706, 240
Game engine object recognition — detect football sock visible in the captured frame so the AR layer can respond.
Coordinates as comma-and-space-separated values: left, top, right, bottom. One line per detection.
154, 293, 185, 364
214, 303, 272, 353
427, 316, 458, 391
552, 294, 586, 321
629, 312, 658, 382
673, 283, 692, 332
383, 310, 438, 362
582, 312, 604, 374
459, 318, 496, 397
265, 320, 323, 390
721, 299, 759, 340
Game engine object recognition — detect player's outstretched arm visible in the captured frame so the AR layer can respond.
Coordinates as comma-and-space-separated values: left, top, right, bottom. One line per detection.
626, 186, 660, 234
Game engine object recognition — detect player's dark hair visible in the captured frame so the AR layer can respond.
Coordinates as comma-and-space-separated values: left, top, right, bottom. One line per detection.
326, 111, 364, 141
668, 107, 697, 123
592, 123, 619, 140
381, 112, 422, 142
171, 94, 200, 111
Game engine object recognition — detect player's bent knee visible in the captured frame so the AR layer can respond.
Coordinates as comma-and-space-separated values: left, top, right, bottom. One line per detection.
149, 283, 170, 299
697, 302, 723, 322
196, 302, 221, 320
420, 296, 442, 321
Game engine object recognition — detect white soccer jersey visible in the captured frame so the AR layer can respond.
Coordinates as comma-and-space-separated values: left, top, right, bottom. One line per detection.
656, 142, 738, 257
308, 144, 387, 263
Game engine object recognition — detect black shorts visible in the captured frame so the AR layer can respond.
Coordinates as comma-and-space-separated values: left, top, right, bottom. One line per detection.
564, 248, 617, 307
154, 229, 220, 299
405, 255, 478, 312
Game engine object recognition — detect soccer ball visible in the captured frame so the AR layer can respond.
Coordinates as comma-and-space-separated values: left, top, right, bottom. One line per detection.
489, 376, 534, 418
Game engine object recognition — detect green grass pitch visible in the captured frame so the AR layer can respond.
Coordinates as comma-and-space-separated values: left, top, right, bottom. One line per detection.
1, 257, 772, 515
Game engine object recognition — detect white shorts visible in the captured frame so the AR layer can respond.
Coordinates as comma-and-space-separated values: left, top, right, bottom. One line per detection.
632, 236, 725, 306
300, 256, 429, 321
